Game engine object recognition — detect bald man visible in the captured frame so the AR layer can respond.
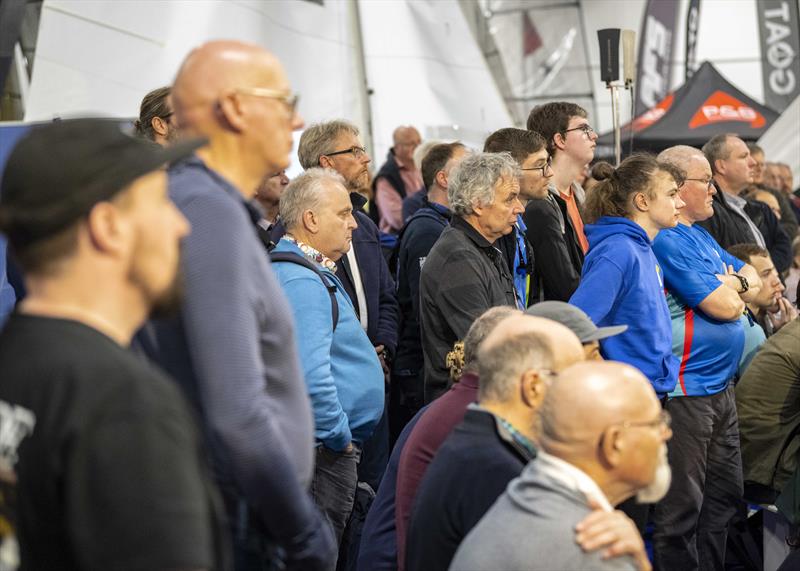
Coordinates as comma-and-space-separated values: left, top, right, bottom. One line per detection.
406, 315, 648, 571
451, 361, 672, 571
136, 41, 335, 569
373, 125, 423, 233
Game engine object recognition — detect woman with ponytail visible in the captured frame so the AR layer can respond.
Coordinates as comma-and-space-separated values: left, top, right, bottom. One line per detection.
569, 154, 684, 397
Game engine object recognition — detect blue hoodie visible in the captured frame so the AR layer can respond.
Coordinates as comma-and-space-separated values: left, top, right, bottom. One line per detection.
272, 239, 385, 451
570, 217, 679, 396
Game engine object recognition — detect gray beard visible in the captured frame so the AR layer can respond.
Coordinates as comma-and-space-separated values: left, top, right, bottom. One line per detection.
635, 446, 672, 504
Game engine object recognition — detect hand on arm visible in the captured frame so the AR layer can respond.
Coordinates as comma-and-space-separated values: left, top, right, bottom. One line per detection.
575, 503, 651, 571
736, 263, 763, 303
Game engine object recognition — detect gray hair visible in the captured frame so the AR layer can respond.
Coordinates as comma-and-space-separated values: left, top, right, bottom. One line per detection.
297, 120, 360, 170
477, 331, 554, 402
279, 168, 346, 230
657, 145, 704, 172
463, 307, 521, 370
448, 152, 519, 217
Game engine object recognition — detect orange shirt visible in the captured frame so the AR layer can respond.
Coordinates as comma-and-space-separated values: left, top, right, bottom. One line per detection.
559, 186, 589, 254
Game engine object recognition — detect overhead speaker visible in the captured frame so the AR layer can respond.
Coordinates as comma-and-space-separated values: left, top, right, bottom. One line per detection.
597, 28, 620, 83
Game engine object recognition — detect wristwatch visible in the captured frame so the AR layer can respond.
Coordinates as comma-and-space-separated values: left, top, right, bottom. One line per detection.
732, 273, 749, 293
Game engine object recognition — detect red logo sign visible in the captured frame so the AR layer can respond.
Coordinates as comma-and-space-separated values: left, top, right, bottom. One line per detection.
688, 91, 766, 129
632, 93, 675, 132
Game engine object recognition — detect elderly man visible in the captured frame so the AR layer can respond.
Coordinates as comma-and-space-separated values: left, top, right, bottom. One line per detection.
408, 317, 651, 571
392, 142, 467, 437
653, 145, 763, 571
373, 126, 423, 234
699, 134, 792, 271
419, 152, 523, 402
295, 119, 400, 489
136, 41, 335, 569
134, 85, 176, 145
451, 361, 672, 571
0, 119, 228, 568
271, 169, 384, 558
525, 102, 596, 301
484, 128, 553, 307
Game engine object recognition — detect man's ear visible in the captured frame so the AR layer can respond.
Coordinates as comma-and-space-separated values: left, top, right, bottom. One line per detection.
216, 92, 247, 133
435, 169, 448, 190
85, 202, 129, 258
302, 209, 319, 234
714, 158, 726, 177
319, 155, 335, 169
553, 132, 567, 152
599, 426, 624, 469
151, 116, 168, 138
520, 370, 548, 409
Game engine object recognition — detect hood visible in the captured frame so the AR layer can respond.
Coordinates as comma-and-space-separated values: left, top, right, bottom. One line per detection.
585, 216, 651, 250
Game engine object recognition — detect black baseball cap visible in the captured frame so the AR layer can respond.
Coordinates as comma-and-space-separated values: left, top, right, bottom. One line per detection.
526, 301, 627, 343
0, 118, 205, 246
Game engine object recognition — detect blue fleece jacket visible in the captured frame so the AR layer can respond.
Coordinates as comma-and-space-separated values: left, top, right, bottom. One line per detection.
570, 217, 679, 396
272, 239, 385, 451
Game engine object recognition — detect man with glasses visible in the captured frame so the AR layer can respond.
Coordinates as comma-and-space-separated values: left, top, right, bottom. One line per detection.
699, 134, 792, 272
451, 361, 671, 571
407, 317, 651, 571
525, 102, 597, 301
373, 126, 424, 234
136, 40, 335, 570
296, 120, 400, 492
652, 145, 763, 571
484, 127, 553, 308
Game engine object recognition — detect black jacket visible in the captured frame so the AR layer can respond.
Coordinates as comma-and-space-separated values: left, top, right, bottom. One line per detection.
419, 217, 517, 402
394, 199, 451, 374
523, 190, 584, 302
698, 184, 792, 272
405, 408, 535, 571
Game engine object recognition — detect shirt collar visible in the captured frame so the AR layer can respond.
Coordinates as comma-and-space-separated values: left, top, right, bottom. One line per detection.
452, 216, 495, 249
469, 403, 537, 461
535, 450, 613, 512
283, 234, 337, 273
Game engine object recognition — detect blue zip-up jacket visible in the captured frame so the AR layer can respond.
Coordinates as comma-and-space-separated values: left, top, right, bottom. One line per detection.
570, 217, 679, 396
272, 239, 385, 451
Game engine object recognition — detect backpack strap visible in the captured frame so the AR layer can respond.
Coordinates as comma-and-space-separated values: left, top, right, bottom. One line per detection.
270, 251, 339, 332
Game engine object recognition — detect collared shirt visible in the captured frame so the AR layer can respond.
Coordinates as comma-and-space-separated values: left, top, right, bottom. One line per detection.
535, 451, 613, 512
283, 233, 337, 273
419, 216, 518, 402
724, 191, 767, 248
558, 182, 589, 254
345, 248, 369, 331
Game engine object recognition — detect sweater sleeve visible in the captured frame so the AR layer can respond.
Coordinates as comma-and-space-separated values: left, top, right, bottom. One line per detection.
177, 194, 334, 565
280, 273, 352, 451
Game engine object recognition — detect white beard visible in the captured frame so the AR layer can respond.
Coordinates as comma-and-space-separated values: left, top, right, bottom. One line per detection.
635, 444, 672, 504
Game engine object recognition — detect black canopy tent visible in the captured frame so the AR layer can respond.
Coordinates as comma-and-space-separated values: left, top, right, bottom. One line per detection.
597, 62, 780, 154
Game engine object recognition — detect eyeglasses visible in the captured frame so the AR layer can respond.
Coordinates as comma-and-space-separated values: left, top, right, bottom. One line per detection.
520, 157, 553, 177
682, 178, 714, 189
160, 112, 174, 120
563, 124, 595, 137
234, 87, 300, 115
325, 146, 367, 159
618, 410, 672, 432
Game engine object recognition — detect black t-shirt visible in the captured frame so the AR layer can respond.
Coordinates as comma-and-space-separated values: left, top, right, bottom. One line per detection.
0, 314, 229, 570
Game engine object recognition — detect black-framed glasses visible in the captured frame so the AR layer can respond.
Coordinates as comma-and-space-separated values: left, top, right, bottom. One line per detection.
325, 146, 367, 159
682, 178, 714, 189
160, 112, 174, 120
520, 157, 553, 176
564, 124, 595, 137
234, 87, 300, 115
